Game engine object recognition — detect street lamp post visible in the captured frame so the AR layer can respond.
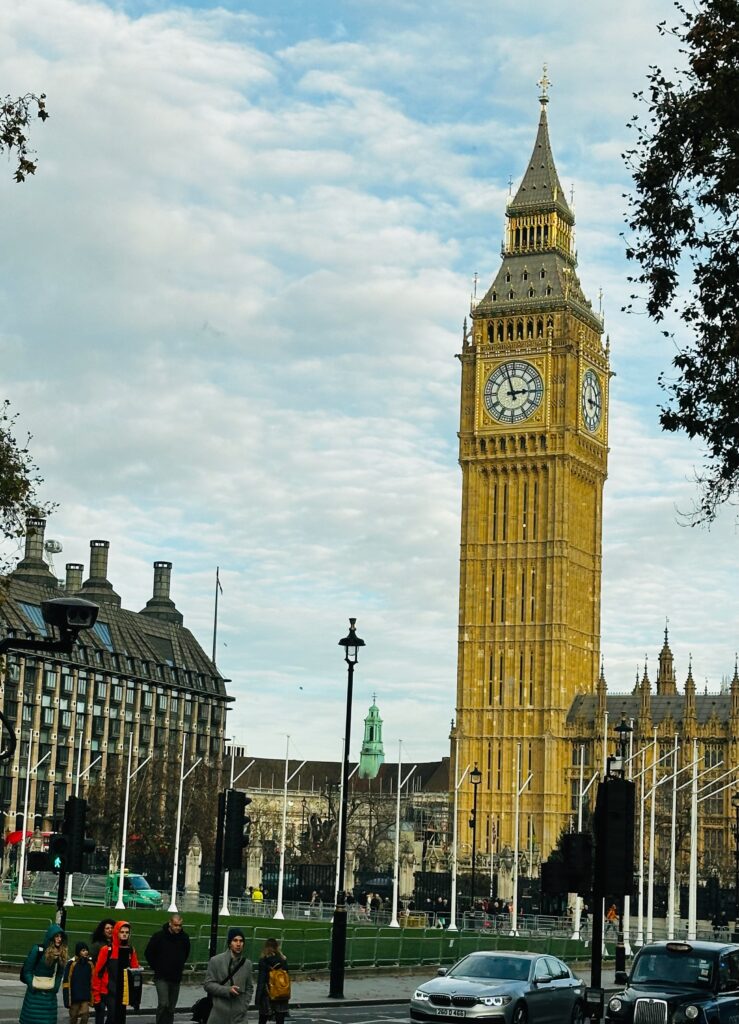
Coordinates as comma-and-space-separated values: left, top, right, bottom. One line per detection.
469, 764, 482, 911
728, 794, 732, 937
328, 618, 365, 1000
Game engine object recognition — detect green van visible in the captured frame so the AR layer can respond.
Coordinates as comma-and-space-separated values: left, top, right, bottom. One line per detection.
106, 871, 164, 908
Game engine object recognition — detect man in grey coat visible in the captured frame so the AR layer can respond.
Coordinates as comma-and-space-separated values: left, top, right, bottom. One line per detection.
204, 927, 254, 1024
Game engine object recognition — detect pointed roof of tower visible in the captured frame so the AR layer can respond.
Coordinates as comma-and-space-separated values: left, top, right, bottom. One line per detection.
508, 99, 573, 223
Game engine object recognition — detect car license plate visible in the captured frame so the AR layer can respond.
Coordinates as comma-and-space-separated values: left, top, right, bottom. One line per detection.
437, 1011, 465, 1018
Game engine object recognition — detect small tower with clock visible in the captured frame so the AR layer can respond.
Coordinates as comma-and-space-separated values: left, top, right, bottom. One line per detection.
454, 75, 610, 859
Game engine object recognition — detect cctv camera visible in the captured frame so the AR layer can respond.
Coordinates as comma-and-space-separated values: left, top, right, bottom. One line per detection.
41, 597, 99, 641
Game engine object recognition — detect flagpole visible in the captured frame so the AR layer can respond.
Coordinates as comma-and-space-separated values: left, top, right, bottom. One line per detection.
212, 567, 221, 665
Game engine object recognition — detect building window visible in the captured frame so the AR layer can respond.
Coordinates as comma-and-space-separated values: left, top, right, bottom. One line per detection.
112, 685, 123, 704
143, 691, 153, 709
500, 571, 506, 622
94, 679, 107, 701
530, 569, 536, 621
43, 668, 56, 692
532, 481, 539, 539
520, 571, 526, 622
19, 602, 48, 636
92, 621, 114, 652
490, 572, 496, 623
61, 672, 73, 694
486, 743, 492, 790
522, 482, 528, 539
518, 651, 525, 704
496, 748, 502, 790
77, 675, 87, 696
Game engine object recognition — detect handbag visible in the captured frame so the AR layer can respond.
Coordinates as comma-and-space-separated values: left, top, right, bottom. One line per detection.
32, 962, 57, 990
191, 956, 245, 1023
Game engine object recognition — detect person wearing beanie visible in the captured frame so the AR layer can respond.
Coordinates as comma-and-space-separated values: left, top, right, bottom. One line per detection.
63, 942, 93, 1024
203, 927, 253, 1023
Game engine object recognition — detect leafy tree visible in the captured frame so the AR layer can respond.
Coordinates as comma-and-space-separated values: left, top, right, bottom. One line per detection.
1, 93, 49, 181
624, 0, 739, 522
0, 401, 56, 575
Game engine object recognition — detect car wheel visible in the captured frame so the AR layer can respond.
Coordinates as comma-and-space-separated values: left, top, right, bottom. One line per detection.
571, 1001, 585, 1024
512, 1002, 528, 1024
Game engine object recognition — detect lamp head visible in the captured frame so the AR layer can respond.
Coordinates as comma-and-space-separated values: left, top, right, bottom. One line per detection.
338, 617, 365, 665
470, 764, 482, 787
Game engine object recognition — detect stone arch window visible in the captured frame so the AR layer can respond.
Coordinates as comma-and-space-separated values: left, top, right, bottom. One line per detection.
526, 319, 534, 339
497, 322, 504, 342
505, 271, 511, 283
546, 285, 552, 296
492, 291, 497, 301
522, 270, 528, 281
516, 319, 524, 339
547, 316, 554, 332
519, 436, 526, 450
487, 323, 494, 344
506, 321, 514, 340
508, 289, 514, 300
536, 318, 544, 338
540, 268, 546, 278
528, 287, 535, 298
543, 224, 549, 244
536, 224, 542, 245
480, 439, 487, 454
499, 438, 506, 452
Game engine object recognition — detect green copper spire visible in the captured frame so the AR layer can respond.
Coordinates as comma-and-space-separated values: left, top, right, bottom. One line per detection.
358, 695, 385, 780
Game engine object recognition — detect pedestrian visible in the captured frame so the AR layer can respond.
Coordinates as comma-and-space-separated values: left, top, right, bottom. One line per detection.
19, 922, 68, 1024
605, 903, 618, 938
90, 919, 114, 1024
203, 926, 253, 1024
252, 884, 263, 903
144, 914, 190, 1024
255, 937, 290, 1024
93, 921, 141, 1021
63, 942, 93, 1024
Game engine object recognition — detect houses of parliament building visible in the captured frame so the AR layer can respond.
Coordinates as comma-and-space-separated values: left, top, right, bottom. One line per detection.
451, 80, 739, 884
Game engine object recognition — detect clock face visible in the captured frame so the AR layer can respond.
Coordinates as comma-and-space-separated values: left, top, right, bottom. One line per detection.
483, 361, 544, 424
581, 369, 602, 432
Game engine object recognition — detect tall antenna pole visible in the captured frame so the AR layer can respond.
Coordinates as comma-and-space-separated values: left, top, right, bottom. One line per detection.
212, 567, 221, 664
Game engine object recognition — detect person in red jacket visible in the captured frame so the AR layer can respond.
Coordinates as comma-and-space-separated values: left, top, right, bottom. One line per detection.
93, 921, 140, 1021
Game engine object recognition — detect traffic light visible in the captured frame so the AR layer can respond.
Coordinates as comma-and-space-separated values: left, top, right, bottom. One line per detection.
63, 795, 96, 872
48, 833, 68, 874
223, 789, 252, 870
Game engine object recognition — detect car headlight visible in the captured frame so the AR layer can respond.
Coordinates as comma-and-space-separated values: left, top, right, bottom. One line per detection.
684, 1007, 699, 1021
608, 997, 623, 1013
481, 995, 512, 1007
413, 990, 430, 1001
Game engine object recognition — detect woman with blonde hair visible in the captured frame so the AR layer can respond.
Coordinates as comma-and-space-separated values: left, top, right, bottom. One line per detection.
255, 937, 290, 1024
20, 922, 68, 1024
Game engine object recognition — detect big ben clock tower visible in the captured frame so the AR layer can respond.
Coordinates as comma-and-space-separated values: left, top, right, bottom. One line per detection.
454, 78, 610, 859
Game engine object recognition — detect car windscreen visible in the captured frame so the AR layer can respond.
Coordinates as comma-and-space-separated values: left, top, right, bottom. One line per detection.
447, 957, 530, 981
631, 951, 713, 988
127, 875, 151, 890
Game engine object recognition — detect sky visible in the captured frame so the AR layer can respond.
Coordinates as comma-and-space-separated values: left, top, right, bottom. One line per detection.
2, 0, 737, 769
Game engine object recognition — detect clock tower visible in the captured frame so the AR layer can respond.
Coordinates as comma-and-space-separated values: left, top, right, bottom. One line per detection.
453, 83, 610, 859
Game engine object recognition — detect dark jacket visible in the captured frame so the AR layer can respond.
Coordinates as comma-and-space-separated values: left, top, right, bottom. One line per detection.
19, 923, 67, 1024
63, 945, 93, 1007
144, 922, 191, 982
255, 952, 290, 1015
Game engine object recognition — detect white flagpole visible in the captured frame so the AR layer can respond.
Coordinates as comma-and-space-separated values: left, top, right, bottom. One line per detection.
116, 734, 151, 910
275, 736, 290, 921
667, 735, 678, 939
647, 728, 657, 942
14, 729, 33, 905
390, 745, 416, 929
448, 739, 471, 934
65, 724, 86, 907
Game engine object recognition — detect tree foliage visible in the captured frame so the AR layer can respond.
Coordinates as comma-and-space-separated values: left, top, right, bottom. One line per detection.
1, 93, 49, 182
625, 0, 739, 522
0, 401, 56, 575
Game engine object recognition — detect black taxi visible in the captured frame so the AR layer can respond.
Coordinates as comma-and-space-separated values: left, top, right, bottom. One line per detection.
606, 940, 739, 1023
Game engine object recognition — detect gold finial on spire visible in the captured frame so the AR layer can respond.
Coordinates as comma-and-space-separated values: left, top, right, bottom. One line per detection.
538, 63, 551, 105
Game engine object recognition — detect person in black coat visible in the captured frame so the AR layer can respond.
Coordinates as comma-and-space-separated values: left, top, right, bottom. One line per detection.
144, 915, 190, 1024
254, 938, 289, 1024
63, 942, 93, 1023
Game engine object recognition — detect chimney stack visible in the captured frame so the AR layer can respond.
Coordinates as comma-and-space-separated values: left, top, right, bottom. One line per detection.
80, 540, 121, 608
12, 516, 57, 586
65, 563, 84, 592
140, 561, 183, 626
